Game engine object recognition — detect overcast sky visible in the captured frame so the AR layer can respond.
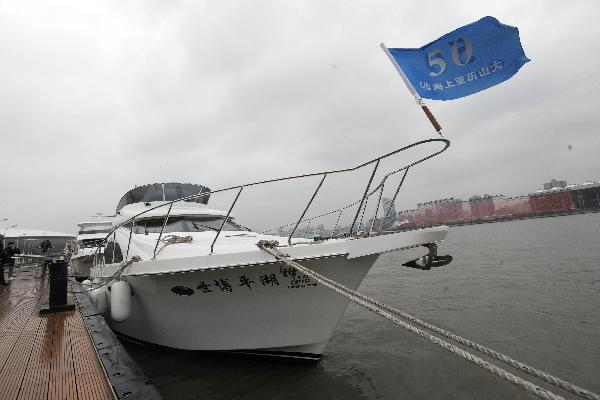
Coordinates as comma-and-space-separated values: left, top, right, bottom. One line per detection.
1, 0, 599, 235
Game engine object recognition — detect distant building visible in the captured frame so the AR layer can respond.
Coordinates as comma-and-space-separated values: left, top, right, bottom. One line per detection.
2, 228, 75, 255
568, 181, 600, 209
543, 178, 567, 190
380, 198, 397, 229
468, 194, 495, 219
390, 178, 599, 229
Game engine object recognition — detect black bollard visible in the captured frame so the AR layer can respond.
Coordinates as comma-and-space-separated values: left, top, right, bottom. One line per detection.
40, 259, 75, 314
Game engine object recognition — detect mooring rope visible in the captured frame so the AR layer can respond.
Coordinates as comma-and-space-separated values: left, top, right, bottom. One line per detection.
257, 240, 599, 400
67, 256, 142, 294
361, 296, 600, 400
275, 250, 599, 400
155, 234, 193, 257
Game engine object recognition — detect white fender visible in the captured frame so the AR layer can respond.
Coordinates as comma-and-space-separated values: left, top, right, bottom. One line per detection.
95, 288, 108, 314
110, 281, 131, 322
89, 287, 99, 304
90, 286, 108, 314
81, 280, 92, 292
104, 288, 110, 310
106, 286, 111, 310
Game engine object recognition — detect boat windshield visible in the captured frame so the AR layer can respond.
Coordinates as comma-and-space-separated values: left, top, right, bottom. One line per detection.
133, 217, 245, 234
78, 228, 111, 235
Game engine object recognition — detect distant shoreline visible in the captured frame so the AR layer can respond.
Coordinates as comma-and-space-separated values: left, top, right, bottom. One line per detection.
440, 208, 600, 228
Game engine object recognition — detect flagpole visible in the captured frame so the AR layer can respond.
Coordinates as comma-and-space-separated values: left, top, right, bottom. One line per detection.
380, 42, 444, 138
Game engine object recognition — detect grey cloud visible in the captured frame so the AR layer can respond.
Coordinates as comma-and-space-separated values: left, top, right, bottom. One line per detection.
0, 1, 599, 233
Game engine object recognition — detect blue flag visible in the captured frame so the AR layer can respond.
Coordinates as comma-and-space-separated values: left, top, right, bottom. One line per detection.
388, 16, 529, 101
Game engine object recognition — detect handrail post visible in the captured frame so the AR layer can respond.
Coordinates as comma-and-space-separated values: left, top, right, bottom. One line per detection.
383, 168, 410, 223
92, 239, 102, 268
111, 231, 116, 264
358, 184, 375, 232
369, 181, 386, 234
153, 203, 173, 259
211, 186, 244, 254
350, 160, 380, 234
332, 210, 343, 237
126, 218, 135, 261
303, 220, 312, 238
288, 173, 328, 246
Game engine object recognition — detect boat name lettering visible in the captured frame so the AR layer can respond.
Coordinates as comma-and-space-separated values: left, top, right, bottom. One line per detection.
171, 286, 195, 296
279, 266, 296, 277
288, 274, 317, 289
259, 274, 279, 287
196, 281, 213, 293
238, 275, 255, 290
213, 278, 232, 292
190, 271, 316, 295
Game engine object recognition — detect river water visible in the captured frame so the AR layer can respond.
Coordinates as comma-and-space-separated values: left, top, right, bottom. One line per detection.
123, 212, 600, 400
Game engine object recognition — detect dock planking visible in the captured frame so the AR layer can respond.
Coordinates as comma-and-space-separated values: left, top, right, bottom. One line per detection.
0, 265, 114, 400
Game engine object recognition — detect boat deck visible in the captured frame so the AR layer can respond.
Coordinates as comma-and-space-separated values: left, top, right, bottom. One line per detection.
0, 265, 115, 400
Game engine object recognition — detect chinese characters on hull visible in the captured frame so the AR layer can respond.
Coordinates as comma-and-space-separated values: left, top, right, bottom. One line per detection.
191, 267, 310, 296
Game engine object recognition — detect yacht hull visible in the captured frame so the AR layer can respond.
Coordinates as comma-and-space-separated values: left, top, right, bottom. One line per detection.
93, 226, 449, 357
107, 253, 378, 358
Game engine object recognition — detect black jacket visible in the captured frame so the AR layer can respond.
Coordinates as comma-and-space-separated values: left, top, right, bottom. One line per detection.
3, 246, 21, 264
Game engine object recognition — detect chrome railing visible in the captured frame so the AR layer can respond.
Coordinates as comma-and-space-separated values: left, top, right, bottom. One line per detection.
95, 137, 450, 263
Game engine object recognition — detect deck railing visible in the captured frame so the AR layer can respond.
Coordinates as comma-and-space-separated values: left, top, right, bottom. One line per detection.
96, 137, 450, 263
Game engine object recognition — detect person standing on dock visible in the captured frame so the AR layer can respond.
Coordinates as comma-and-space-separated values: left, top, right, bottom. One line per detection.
3, 241, 21, 281
40, 239, 52, 256
40, 239, 52, 275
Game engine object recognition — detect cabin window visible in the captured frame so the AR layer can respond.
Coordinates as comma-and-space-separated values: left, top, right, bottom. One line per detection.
133, 217, 245, 234
77, 228, 111, 235
104, 241, 123, 263
79, 238, 105, 248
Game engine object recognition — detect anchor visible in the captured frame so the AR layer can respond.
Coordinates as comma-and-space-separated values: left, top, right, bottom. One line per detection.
402, 243, 452, 270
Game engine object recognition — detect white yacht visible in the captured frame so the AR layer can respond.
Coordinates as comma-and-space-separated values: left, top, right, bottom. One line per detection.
89, 139, 451, 359
69, 215, 113, 280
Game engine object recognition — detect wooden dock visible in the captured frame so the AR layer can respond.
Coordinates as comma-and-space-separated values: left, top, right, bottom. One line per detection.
0, 265, 114, 400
